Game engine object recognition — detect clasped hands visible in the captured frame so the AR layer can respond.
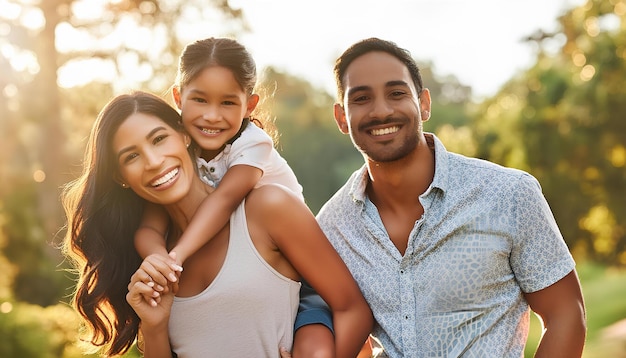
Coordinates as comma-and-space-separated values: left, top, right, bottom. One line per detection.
126, 252, 183, 324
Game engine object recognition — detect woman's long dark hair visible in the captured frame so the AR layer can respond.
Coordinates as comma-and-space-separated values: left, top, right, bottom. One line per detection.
62, 91, 184, 356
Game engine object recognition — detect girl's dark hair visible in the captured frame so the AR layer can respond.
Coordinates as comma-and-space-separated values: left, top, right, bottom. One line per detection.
62, 91, 184, 356
176, 37, 277, 141
333, 37, 424, 103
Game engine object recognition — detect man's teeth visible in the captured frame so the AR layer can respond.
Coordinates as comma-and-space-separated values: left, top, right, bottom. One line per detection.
151, 168, 179, 187
202, 128, 221, 135
371, 126, 400, 136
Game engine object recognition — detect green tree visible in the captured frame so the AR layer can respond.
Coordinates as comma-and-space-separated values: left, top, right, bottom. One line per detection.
1, 0, 245, 306
473, 0, 626, 265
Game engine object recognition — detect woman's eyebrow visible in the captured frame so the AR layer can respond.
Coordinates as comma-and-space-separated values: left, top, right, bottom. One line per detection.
116, 126, 167, 160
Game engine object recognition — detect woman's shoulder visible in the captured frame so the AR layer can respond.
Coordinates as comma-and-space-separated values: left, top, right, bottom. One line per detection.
246, 184, 304, 218
248, 183, 297, 204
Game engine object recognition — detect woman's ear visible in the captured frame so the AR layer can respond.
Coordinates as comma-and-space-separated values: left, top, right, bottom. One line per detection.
183, 133, 191, 148
113, 173, 129, 188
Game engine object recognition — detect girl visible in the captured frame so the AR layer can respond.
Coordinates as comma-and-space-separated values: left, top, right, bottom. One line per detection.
134, 37, 302, 266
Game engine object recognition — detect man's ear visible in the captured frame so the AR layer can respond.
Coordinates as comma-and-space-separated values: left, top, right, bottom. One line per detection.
419, 88, 432, 121
245, 94, 260, 117
333, 103, 349, 134
172, 86, 182, 109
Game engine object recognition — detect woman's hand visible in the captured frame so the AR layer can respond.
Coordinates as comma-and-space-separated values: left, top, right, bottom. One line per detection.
129, 253, 181, 306
126, 256, 178, 328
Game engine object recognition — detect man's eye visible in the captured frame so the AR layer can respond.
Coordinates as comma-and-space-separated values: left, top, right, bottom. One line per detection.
390, 90, 406, 97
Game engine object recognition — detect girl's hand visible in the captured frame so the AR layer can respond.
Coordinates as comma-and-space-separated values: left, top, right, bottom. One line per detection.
279, 347, 292, 358
126, 266, 174, 328
130, 253, 182, 304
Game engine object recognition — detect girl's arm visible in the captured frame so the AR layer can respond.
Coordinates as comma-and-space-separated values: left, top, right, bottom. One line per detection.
134, 204, 181, 296
171, 164, 262, 264
135, 203, 170, 259
251, 186, 374, 358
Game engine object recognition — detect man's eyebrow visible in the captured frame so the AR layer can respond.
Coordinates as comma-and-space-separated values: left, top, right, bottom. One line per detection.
347, 80, 410, 98
386, 80, 410, 87
346, 85, 370, 98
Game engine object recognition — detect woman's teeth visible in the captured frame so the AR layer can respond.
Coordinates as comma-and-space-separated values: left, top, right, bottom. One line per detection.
151, 168, 179, 187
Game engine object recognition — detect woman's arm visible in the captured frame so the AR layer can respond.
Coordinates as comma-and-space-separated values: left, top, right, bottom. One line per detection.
250, 185, 373, 358
126, 256, 178, 358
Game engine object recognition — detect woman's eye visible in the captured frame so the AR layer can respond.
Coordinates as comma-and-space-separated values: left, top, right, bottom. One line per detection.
123, 153, 138, 164
153, 134, 168, 144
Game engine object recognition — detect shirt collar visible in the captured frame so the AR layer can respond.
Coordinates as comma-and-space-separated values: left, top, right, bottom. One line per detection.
348, 133, 450, 203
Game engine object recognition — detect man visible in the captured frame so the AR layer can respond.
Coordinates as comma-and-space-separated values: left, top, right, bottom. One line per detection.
316, 37, 586, 357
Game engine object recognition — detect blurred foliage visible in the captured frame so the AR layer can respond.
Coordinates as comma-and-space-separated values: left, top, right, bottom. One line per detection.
0, 0, 625, 355
0, 300, 81, 357
472, 0, 626, 265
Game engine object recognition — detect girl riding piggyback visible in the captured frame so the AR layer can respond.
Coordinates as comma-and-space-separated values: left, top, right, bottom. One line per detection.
134, 37, 303, 267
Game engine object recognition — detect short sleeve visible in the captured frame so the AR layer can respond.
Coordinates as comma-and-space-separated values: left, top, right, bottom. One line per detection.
227, 123, 273, 172
510, 173, 576, 293
294, 280, 334, 334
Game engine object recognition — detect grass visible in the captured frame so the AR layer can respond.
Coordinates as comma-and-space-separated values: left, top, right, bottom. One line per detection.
525, 262, 626, 357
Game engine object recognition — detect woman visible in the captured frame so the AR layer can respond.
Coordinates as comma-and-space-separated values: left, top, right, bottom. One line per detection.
62, 91, 372, 357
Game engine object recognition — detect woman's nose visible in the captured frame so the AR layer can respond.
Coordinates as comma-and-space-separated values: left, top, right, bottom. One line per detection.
144, 149, 164, 170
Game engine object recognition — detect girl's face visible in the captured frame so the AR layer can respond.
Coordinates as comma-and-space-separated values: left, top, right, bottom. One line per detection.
174, 66, 259, 161
112, 112, 194, 206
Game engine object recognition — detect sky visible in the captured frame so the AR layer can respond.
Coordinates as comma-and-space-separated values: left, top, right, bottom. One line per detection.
230, 0, 585, 99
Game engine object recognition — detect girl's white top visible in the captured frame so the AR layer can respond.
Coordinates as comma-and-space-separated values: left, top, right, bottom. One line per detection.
196, 122, 304, 200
